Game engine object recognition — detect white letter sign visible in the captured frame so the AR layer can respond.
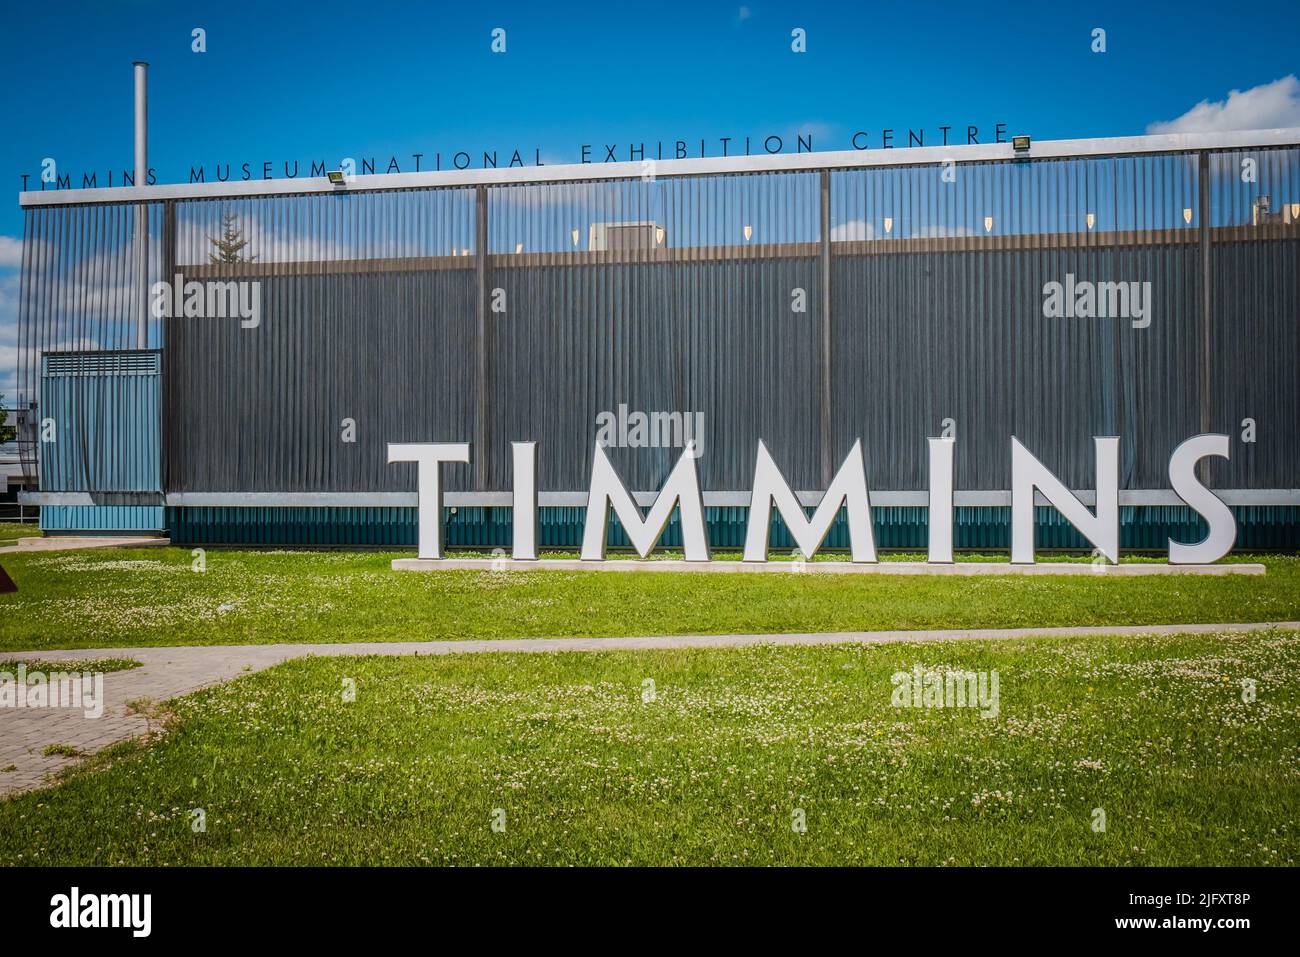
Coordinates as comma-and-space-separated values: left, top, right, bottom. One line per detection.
1011, 436, 1119, 564
743, 440, 876, 562
387, 442, 469, 559
581, 444, 710, 561
1167, 434, 1236, 564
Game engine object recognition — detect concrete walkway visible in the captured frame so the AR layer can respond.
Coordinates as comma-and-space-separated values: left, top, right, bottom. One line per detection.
2, 619, 1297, 796
0, 535, 169, 555
396, 557, 1266, 576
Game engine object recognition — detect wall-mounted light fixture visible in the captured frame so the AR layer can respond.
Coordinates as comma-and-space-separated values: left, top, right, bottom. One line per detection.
515, 243, 523, 254
743, 224, 753, 241
1085, 212, 1096, 230
655, 226, 666, 245
883, 217, 893, 234
571, 228, 580, 247
326, 170, 347, 187
1183, 208, 1193, 225
983, 216, 994, 233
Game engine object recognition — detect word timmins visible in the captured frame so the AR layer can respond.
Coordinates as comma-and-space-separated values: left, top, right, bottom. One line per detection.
389, 433, 1238, 565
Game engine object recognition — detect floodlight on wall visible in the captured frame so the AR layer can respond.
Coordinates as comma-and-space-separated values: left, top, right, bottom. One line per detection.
515, 243, 524, 254
883, 217, 893, 234
1085, 212, 1095, 230
743, 224, 753, 241
1290, 203, 1299, 221
1183, 207, 1194, 225
655, 226, 666, 245
571, 228, 580, 247
983, 216, 994, 233
1012, 135, 1031, 153
327, 170, 347, 187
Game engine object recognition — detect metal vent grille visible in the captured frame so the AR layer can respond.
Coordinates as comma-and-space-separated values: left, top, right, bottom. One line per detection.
43, 350, 161, 377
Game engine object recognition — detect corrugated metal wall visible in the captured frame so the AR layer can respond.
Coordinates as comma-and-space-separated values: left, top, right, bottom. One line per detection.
17, 145, 1300, 546
151, 152, 1290, 494
17, 202, 164, 492
42, 505, 163, 532
38, 350, 161, 491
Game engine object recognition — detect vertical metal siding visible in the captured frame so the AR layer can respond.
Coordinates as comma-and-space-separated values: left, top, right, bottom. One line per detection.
162, 504, 1299, 550
38, 350, 161, 492
42, 505, 164, 533
14, 146, 1298, 550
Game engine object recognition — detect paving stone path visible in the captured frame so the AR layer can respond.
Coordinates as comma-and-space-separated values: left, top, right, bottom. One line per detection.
0, 535, 169, 555
2, 619, 1297, 796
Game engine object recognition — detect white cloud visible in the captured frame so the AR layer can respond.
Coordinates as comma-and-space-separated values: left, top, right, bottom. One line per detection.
0, 238, 135, 397
829, 220, 977, 241
0, 269, 91, 402
174, 207, 467, 265
0, 235, 21, 269
830, 219, 874, 241
1147, 75, 1300, 135
175, 214, 341, 266
0, 271, 18, 396
912, 224, 976, 238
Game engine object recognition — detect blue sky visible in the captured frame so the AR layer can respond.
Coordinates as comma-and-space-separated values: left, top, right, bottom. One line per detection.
1, 0, 1299, 394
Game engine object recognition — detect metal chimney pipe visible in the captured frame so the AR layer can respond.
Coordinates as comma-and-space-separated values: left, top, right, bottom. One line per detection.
133, 61, 148, 349
134, 61, 148, 182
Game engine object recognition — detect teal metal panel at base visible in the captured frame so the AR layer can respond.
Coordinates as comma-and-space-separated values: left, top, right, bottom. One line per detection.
41, 505, 165, 533
164, 505, 1300, 551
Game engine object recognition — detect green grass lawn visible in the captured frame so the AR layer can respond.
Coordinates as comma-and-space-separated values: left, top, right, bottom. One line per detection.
1, 628, 1294, 866
0, 546, 1296, 652
0, 657, 140, 674
0, 522, 35, 544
